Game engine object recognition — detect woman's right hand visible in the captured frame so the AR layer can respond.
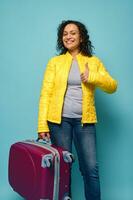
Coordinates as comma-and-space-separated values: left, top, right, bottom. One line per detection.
38, 132, 50, 140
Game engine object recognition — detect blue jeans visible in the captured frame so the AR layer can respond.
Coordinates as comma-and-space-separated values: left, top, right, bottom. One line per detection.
48, 117, 101, 200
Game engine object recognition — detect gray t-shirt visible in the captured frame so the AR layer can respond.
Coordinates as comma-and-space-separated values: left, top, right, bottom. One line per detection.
62, 59, 82, 118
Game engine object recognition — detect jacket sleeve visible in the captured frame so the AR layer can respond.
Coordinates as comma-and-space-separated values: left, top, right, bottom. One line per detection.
88, 57, 118, 93
37, 58, 55, 133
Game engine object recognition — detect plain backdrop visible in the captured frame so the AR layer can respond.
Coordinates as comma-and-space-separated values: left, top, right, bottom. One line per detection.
0, 0, 133, 199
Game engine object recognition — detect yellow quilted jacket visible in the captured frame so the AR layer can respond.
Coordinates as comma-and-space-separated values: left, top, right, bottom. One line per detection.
38, 52, 117, 133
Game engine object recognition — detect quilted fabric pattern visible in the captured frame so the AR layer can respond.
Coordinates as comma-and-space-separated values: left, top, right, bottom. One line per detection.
37, 52, 117, 133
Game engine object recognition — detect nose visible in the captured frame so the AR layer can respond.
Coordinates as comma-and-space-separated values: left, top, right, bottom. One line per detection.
66, 33, 72, 39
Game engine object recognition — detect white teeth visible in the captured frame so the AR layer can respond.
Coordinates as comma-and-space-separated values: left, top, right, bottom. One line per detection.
66, 41, 74, 44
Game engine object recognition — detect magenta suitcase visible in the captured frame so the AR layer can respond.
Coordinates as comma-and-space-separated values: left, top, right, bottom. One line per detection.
8, 140, 73, 200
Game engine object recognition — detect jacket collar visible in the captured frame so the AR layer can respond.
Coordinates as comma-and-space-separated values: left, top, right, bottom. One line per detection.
65, 51, 83, 60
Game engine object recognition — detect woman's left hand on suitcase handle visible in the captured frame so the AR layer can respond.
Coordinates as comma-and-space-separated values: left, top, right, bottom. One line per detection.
38, 132, 50, 140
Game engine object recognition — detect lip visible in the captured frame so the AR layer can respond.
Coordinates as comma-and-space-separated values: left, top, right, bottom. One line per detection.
65, 40, 75, 44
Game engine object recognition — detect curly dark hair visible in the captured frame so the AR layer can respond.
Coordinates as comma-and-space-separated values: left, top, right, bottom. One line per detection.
56, 20, 94, 57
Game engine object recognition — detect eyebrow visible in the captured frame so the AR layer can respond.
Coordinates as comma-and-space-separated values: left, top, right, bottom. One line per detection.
63, 30, 78, 33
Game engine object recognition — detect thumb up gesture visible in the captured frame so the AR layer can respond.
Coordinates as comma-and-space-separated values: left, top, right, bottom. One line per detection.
80, 63, 89, 83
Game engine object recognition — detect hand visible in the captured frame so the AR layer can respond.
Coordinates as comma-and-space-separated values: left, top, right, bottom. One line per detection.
38, 132, 50, 140
80, 63, 89, 83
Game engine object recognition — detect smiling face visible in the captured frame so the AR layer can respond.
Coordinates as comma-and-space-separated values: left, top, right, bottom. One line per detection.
62, 23, 82, 54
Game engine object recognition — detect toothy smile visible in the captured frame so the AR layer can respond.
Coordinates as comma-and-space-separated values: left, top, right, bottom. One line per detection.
65, 40, 74, 44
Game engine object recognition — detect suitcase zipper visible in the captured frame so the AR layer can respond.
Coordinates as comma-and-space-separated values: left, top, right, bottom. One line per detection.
23, 141, 60, 200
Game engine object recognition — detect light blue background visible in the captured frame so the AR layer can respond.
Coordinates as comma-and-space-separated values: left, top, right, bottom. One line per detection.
0, 0, 133, 199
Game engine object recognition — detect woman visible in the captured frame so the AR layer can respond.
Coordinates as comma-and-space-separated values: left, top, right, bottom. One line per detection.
37, 20, 117, 200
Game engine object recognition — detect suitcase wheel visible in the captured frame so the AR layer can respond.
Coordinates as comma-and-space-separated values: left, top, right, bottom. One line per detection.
63, 151, 75, 163
41, 154, 53, 168
63, 192, 71, 200
63, 196, 71, 200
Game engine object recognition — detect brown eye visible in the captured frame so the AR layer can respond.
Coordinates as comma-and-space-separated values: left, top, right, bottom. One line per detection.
63, 32, 67, 36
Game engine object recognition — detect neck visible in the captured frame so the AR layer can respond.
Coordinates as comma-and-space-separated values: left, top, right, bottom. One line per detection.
69, 49, 80, 58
